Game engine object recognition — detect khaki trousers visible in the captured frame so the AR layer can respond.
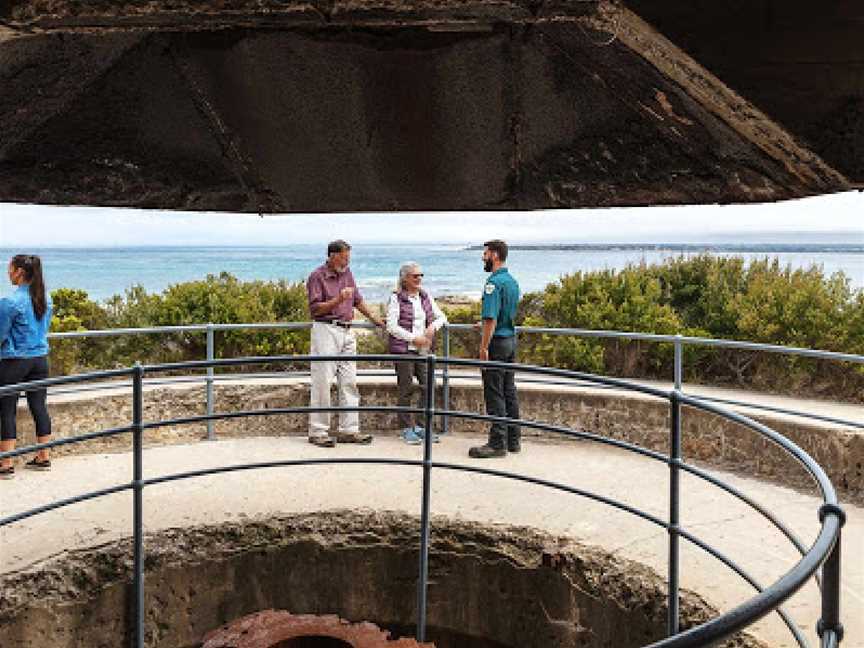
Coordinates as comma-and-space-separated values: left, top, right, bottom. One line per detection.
309, 322, 360, 437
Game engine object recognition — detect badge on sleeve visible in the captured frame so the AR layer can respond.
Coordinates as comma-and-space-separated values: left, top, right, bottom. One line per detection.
484, 283, 496, 295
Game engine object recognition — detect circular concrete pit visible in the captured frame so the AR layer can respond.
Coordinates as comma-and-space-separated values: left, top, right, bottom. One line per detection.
0, 511, 763, 648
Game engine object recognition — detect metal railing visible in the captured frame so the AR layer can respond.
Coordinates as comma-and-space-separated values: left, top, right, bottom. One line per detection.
47, 321, 864, 440
0, 353, 846, 648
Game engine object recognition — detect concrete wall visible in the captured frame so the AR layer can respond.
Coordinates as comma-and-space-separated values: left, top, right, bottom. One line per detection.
10, 378, 862, 502
0, 2, 846, 212
626, 0, 864, 182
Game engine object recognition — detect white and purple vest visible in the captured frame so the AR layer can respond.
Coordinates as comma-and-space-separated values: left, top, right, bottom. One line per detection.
388, 290, 435, 353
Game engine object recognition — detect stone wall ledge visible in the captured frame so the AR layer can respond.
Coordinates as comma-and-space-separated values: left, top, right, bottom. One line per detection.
10, 375, 862, 503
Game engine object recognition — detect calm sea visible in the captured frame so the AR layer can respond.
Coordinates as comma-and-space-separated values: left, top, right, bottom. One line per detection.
2, 244, 863, 304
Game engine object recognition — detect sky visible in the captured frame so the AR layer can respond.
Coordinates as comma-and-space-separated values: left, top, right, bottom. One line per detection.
0, 191, 862, 247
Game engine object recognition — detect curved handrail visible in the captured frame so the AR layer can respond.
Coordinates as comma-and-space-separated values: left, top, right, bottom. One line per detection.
48, 320, 864, 365
0, 365, 135, 397
43, 321, 864, 434
0, 363, 834, 566
0, 355, 845, 648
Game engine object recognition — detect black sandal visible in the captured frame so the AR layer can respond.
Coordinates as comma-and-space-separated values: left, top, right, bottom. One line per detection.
25, 457, 51, 471
0, 466, 14, 479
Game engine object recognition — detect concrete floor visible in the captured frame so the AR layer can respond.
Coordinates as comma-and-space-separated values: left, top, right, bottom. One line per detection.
1, 434, 860, 648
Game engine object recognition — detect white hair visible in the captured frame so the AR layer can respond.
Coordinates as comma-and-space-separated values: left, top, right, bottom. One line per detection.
397, 261, 421, 291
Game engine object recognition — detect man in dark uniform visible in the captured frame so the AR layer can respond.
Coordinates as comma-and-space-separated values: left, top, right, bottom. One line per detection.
469, 239, 521, 459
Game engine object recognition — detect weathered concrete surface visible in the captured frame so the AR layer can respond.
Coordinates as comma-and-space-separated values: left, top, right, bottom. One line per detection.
8, 376, 863, 502
1, 437, 859, 647
202, 611, 433, 648
626, 0, 864, 184
0, 1, 850, 211
0, 511, 764, 648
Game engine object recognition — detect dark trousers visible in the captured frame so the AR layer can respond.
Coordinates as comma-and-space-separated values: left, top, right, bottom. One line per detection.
395, 355, 428, 429
0, 356, 51, 441
481, 336, 519, 449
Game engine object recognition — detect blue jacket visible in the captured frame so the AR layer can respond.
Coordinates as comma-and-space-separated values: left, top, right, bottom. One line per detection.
0, 285, 52, 358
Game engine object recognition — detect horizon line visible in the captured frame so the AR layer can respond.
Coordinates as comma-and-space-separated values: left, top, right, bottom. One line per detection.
3, 237, 863, 250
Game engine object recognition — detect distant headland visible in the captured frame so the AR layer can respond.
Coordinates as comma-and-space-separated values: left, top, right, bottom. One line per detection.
463, 243, 864, 253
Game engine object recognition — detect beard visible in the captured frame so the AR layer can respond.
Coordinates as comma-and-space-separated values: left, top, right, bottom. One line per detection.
483, 259, 493, 272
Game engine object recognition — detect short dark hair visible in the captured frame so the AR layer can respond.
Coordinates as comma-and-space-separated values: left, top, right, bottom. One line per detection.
483, 239, 508, 262
327, 239, 351, 255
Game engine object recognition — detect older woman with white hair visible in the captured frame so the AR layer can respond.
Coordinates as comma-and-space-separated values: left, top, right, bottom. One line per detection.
386, 261, 448, 444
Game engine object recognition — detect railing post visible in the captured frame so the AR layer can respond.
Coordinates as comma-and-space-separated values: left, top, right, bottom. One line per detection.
668, 389, 682, 637
416, 354, 436, 643
132, 363, 145, 648
441, 325, 450, 435
818, 519, 844, 648
206, 323, 215, 441
674, 334, 683, 391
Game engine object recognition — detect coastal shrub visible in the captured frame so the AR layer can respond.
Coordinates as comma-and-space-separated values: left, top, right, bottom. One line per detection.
722, 260, 861, 395
529, 255, 864, 399
647, 256, 862, 394
529, 266, 684, 377
48, 274, 310, 373
154, 272, 310, 364
438, 300, 482, 360
48, 288, 112, 375
44, 258, 864, 401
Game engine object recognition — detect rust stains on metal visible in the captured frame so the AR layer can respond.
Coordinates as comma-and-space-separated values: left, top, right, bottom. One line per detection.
203, 611, 434, 647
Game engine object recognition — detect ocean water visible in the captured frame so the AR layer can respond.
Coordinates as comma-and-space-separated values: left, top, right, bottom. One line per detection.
1, 244, 862, 304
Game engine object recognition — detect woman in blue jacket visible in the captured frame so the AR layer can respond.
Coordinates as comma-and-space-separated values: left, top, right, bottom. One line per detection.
0, 254, 53, 479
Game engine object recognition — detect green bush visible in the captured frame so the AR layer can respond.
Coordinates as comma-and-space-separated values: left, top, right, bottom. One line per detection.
528, 266, 684, 377
438, 301, 482, 359
49, 288, 112, 374
48, 273, 309, 374
44, 258, 864, 401
154, 273, 310, 363
524, 255, 864, 399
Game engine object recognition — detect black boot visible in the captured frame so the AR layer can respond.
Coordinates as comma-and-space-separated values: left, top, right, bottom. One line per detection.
507, 434, 521, 453
469, 444, 507, 459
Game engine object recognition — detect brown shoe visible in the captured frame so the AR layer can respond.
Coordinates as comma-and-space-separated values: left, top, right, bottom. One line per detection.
335, 432, 373, 445
468, 444, 507, 459
308, 435, 336, 448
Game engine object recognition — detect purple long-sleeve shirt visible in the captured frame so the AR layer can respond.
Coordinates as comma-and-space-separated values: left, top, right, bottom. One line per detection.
306, 263, 363, 322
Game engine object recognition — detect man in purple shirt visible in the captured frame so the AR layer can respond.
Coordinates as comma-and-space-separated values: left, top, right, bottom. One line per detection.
306, 240, 384, 447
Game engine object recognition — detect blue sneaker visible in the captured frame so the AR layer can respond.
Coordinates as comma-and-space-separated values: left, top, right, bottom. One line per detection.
413, 426, 440, 443
402, 427, 422, 445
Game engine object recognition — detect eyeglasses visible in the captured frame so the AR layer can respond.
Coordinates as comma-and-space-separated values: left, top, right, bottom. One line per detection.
410, 273, 424, 278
